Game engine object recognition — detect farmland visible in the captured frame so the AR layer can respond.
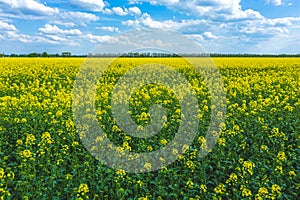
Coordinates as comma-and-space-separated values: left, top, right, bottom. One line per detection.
0, 57, 299, 199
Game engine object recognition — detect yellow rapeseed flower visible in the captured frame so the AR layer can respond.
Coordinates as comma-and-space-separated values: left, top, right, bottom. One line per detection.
16, 139, 23, 146
0, 168, 4, 179
200, 184, 207, 193
214, 183, 226, 195
271, 184, 281, 195
226, 173, 238, 184
240, 186, 252, 197
160, 139, 167, 146
25, 133, 36, 145
258, 187, 268, 197
20, 149, 32, 158
186, 180, 194, 188
144, 162, 152, 171
243, 160, 255, 175
218, 138, 226, 146
288, 170, 296, 177
277, 151, 286, 162
78, 183, 89, 195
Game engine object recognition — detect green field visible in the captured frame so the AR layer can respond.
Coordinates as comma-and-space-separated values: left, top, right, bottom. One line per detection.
0, 57, 299, 199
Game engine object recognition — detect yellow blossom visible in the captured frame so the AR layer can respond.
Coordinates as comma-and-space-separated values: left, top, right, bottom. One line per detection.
288, 171, 296, 176
137, 180, 143, 187
271, 184, 281, 195
20, 149, 32, 158
243, 160, 255, 175
214, 183, 226, 195
16, 139, 23, 146
277, 151, 286, 161
226, 173, 238, 184
258, 187, 268, 197
160, 139, 167, 146
218, 138, 226, 146
260, 145, 268, 151
186, 180, 194, 188
25, 133, 36, 145
240, 186, 252, 197
0, 168, 4, 179
200, 184, 207, 193
78, 183, 89, 194
144, 162, 152, 171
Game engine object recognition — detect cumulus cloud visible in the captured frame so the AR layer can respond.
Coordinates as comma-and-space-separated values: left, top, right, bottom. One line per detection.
128, 6, 142, 15
0, 20, 17, 31
70, 0, 107, 12
203, 31, 218, 39
57, 11, 99, 27
112, 7, 128, 16
39, 24, 82, 35
105, 6, 142, 16
96, 26, 120, 32
81, 33, 112, 43
129, 0, 263, 21
0, 0, 59, 16
44, 34, 68, 42
122, 13, 207, 30
266, 0, 283, 6
6, 31, 33, 43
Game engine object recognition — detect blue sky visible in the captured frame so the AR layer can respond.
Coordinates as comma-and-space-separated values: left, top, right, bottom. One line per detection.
0, 0, 299, 54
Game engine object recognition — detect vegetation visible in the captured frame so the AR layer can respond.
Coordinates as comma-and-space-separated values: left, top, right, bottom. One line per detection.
0, 57, 299, 199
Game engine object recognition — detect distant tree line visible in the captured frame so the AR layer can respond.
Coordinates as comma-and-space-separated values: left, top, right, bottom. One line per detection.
209, 53, 300, 57
1, 52, 299, 58
89, 52, 300, 58
0, 52, 87, 58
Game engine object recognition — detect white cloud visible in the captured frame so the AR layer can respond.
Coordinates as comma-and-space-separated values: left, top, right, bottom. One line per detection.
238, 17, 300, 37
0, 0, 59, 16
39, 24, 82, 35
240, 26, 289, 36
128, 0, 142, 4
5, 29, 81, 45
112, 7, 128, 16
122, 13, 207, 30
70, 0, 107, 12
203, 31, 218, 39
44, 34, 68, 42
0, 20, 17, 31
129, 0, 263, 21
142, 0, 180, 6
57, 11, 99, 26
128, 6, 142, 15
96, 26, 120, 32
50, 21, 77, 27
104, 6, 142, 16
81, 33, 112, 43
267, 0, 283, 6
6, 31, 33, 43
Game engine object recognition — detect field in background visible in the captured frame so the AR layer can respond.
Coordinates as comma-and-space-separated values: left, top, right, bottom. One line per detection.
0, 57, 299, 199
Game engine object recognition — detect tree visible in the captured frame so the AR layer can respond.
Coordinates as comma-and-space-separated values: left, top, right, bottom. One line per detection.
28, 52, 38, 57
62, 52, 71, 57
42, 52, 48, 57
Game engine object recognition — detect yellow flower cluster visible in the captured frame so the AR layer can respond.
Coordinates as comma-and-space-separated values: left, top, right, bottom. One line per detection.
242, 160, 255, 175
240, 185, 252, 197
277, 151, 286, 162
77, 183, 89, 196
226, 173, 238, 184
25, 134, 36, 145
20, 149, 32, 159
214, 183, 226, 195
